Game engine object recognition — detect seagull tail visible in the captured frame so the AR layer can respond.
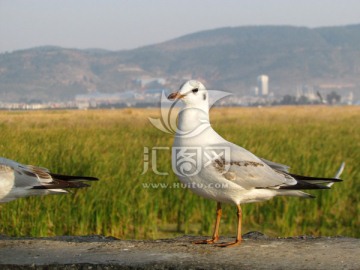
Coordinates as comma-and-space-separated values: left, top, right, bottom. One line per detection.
276, 190, 316, 199
327, 162, 345, 187
279, 163, 344, 191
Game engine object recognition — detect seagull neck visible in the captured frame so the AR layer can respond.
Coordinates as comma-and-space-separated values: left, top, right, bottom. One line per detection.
177, 106, 210, 134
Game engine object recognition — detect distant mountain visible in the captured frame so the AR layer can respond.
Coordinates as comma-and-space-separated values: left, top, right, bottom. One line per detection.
0, 24, 360, 101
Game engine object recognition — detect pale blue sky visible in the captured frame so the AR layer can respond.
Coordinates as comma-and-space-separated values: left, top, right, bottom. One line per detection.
1, 0, 359, 53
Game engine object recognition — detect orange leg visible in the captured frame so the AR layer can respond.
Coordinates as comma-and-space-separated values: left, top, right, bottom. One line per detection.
194, 202, 222, 244
216, 204, 242, 248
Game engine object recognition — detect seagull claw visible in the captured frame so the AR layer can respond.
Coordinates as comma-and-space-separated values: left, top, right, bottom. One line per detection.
215, 240, 241, 248
193, 238, 218, 244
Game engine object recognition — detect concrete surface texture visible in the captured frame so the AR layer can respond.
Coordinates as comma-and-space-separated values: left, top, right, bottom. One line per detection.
0, 233, 359, 269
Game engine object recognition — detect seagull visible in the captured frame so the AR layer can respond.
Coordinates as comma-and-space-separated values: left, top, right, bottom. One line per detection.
168, 80, 343, 247
0, 157, 98, 203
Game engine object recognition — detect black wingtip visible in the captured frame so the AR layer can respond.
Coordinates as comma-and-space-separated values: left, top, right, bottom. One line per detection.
32, 181, 91, 190
280, 180, 331, 190
289, 173, 343, 182
50, 173, 99, 181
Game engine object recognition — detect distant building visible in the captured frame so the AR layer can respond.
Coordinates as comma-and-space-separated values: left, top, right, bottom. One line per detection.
257, 75, 269, 96
343, 91, 353, 105
75, 91, 135, 109
137, 77, 166, 88
296, 85, 319, 102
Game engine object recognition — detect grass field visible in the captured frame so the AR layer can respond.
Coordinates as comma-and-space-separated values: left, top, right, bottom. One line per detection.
0, 106, 359, 239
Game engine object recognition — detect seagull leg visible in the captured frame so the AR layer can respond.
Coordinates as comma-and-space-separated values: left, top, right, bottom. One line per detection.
194, 202, 222, 244
216, 204, 242, 248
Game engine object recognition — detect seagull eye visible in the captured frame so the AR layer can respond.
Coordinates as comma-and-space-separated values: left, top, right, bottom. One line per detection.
192, 88, 199, 94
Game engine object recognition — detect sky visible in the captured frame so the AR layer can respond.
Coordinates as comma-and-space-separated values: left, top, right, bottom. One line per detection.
1, 0, 360, 53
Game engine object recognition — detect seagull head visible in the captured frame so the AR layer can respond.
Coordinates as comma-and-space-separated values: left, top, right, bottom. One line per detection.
168, 80, 209, 109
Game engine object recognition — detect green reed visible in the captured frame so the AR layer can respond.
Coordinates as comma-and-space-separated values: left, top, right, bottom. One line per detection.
0, 107, 358, 238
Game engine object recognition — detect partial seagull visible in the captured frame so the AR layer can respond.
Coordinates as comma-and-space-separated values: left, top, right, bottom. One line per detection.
168, 80, 343, 247
0, 157, 98, 203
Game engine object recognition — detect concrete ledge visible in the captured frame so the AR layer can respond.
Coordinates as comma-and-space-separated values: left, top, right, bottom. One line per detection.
0, 233, 359, 269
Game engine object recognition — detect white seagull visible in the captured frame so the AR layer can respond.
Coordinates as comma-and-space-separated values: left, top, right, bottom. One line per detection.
0, 157, 98, 204
168, 80, 343, 247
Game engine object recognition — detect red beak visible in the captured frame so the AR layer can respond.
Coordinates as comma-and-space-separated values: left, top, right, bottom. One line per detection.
168, 92, 185, 100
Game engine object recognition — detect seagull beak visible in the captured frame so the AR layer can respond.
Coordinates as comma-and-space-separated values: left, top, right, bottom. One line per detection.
168, 92, 185, 100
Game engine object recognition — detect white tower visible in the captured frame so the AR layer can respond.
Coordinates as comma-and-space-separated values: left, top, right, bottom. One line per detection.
257, 75, 269, 96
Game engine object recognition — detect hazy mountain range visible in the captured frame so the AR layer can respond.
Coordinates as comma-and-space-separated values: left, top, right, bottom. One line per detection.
0, 24, 360, 102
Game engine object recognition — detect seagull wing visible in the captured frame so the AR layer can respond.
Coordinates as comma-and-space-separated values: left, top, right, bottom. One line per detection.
207, 142, 297, 190
206, 141, 342, 191
1, 157, 98, 203
0, 158, 98, 192
260, 158, 290, 173
0, 158, 49, 188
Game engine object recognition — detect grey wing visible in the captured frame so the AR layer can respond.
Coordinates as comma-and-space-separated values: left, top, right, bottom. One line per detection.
0, 157, 52, 188
208, 143, 296, 189
15, 166, 53, 188
260, 158, 290, 173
